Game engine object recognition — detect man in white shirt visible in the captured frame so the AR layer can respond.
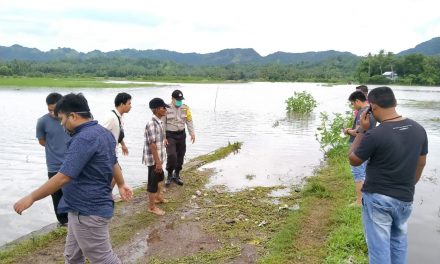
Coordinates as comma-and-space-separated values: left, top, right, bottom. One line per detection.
103, 93, 132, 155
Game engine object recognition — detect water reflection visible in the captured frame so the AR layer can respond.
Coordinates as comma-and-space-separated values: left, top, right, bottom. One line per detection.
0, 83, 439, 262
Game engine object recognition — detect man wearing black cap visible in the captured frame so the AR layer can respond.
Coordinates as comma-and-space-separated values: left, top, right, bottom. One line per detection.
164, 90, 195, 187
143, 98, 169, 215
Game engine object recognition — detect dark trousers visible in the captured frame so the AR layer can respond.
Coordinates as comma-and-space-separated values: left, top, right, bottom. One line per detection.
48, 172, 68, 224
166, 131, 186, 174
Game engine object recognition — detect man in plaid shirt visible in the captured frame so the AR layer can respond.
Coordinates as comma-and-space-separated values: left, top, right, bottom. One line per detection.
143, 98, 169, 215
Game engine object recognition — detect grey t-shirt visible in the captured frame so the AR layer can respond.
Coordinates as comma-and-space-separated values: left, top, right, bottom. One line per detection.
36, 113, 69, 172
349, 106, 377, 143
355, 118, 428, 202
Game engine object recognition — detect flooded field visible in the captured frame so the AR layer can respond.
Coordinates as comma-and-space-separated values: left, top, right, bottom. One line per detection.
0, 82, 438, 261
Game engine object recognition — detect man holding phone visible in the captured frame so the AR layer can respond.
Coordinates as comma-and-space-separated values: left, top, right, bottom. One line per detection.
348, 87, 428, 263
343, 91, 376, 205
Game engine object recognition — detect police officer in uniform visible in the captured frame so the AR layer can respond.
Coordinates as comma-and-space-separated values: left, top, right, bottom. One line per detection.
164, 89, 195, 186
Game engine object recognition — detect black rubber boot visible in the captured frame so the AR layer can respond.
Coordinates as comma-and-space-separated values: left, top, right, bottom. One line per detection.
174, 171, 183, 186
165, 171, 173, 187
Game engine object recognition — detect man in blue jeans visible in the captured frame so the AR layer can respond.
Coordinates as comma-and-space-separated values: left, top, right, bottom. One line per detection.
348, 87, 428, 264
14, 93, 133, 264
343, 91, 376, 205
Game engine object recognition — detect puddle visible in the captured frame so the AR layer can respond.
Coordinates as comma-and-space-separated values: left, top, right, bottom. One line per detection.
268, 187, 291, 198
119, 231, 149, 263
147, 228, 161, 244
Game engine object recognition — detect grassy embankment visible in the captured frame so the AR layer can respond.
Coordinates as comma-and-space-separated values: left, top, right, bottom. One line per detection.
0, 141, 367, 263
159, 146, 368, 264
0, 77, 154, 88
0, 76, 240, 88
258, 146, 367, 263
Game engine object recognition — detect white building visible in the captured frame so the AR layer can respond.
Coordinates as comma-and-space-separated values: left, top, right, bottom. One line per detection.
382, 71, 398, 80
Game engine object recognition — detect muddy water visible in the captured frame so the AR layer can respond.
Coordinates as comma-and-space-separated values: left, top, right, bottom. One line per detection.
0, 83, 438, 261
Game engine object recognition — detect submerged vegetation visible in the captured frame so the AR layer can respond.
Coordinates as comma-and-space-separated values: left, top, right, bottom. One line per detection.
285, 91, 317, 114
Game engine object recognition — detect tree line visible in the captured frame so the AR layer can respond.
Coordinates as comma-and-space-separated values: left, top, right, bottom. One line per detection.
354, 50, 440, 85
1, 51, 440, 85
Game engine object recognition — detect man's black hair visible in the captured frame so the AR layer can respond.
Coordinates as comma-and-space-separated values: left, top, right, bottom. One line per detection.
114, 92, 132, 107
368, 86, 397, 108
54, 93, 92, 118
348, 91, 367, 102
46, 93, 63, 105
356, 85, 368, 94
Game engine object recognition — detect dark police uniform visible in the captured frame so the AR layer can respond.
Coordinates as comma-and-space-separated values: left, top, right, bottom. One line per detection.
164, 93, 194, 186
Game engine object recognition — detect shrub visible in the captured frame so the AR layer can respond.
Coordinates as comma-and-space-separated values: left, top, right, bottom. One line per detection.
315, 111, 353, 155
367, 75, 391, 84
285, 91, 317, 114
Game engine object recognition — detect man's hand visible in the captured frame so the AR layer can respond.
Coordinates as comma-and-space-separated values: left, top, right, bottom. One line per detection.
13, 195, 34, 215
155, 161, 163, 173
13, 172, 70, 215
164, 139, 168, 147
359, 110, 371, 131
118, 184, 133, 201
190, 134, 195, 144
121, 144, 129, 156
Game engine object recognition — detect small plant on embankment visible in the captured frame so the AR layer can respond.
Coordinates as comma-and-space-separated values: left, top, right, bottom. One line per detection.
285, 91, 317, 114
315, 111, 353, 156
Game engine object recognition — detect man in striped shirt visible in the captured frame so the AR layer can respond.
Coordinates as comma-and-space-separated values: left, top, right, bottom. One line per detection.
143, 98, 169, 216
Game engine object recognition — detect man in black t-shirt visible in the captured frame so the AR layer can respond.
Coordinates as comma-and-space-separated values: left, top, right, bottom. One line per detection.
348, 87, 428, 264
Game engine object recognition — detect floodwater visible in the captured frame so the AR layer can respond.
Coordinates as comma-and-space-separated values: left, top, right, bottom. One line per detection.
0, 82, 438, 262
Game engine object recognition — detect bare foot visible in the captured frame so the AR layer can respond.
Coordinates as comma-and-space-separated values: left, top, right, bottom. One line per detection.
148, 207, 165, 216
155, 198, 169, 204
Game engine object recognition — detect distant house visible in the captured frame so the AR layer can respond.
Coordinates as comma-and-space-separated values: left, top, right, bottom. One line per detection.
382, 71, 398, 80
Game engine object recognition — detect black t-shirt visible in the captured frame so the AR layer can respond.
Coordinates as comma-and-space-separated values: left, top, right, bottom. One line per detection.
355, 118, 428, 202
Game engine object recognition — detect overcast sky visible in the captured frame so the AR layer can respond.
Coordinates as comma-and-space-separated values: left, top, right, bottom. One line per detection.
1, 0, 439, 56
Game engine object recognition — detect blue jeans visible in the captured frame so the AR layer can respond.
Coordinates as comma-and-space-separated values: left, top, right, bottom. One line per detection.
362, 192, 413, 264
351, 161, 366, 182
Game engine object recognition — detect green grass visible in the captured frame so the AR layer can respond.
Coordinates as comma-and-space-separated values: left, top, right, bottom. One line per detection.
0, 227, 67, 264
258, 146, 368, 264
0, 76, 243, 88
148, 245, 242, 264
0, 77, 155, 88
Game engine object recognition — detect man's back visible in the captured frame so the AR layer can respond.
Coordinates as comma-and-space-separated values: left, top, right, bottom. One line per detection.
355, 118, 428, 202
58, 121, 117, 217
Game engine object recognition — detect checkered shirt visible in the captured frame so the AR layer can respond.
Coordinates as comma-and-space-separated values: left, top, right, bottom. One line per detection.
142, 115, 165, 166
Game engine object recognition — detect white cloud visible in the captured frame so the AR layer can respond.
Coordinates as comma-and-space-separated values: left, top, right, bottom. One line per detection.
0, 0, 439, 56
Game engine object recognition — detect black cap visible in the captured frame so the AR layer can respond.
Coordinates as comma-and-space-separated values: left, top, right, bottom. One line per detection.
172, 89, 185, 100
149, 98, 169, 109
